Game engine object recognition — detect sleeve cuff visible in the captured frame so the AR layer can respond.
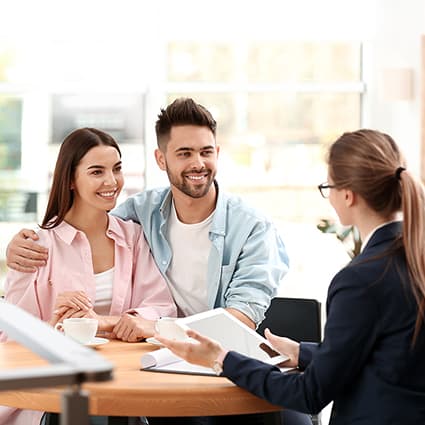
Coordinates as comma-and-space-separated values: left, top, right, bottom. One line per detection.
215, 349, 229, 366
298, 341, 318, 370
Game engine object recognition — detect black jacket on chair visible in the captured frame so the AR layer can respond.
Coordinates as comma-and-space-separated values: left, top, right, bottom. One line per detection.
222, 222, 425, 425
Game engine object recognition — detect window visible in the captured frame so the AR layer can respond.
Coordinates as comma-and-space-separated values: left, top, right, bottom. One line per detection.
0, 96, 22, 170
49, 93, 146, 196
50, 93, 145, 145
166, 41, 364, 222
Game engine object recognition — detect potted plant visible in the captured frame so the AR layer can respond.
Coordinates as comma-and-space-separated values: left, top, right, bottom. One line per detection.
317, 219, 362, 259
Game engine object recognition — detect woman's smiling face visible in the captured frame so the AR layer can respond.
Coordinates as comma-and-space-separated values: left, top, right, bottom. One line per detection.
71, 145, 123, 212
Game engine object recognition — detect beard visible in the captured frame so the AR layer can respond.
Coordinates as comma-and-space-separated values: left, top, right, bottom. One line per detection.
165, 166, 216, 199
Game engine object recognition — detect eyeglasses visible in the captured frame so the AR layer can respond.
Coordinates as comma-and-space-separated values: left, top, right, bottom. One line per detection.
318, 182, 337, 198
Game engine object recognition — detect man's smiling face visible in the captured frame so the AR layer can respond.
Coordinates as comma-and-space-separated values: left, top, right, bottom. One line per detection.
156, 125, 219, 199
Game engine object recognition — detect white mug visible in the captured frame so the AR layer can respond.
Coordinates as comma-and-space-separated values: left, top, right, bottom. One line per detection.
54, 317, 98, 344
155, 317, 187, 340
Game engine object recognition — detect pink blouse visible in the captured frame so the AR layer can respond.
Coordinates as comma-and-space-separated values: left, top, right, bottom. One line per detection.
0, 215, 177, 425
3, 215, 176, 323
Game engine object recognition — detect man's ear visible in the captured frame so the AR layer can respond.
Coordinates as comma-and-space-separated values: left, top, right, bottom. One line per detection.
154, 149, 166, 171
216, 144, 220, 158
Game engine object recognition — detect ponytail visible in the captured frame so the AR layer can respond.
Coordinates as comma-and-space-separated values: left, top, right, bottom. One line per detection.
399, 171, 425, 342
328, 129, 425, 343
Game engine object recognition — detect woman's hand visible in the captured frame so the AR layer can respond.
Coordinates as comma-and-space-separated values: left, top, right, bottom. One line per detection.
49, 305, 97, 326
265, 328, 300, 368
49, 291, 93, 325
48, 305, 87, 326
54, 291, 92, 313
156, 329, 227, 369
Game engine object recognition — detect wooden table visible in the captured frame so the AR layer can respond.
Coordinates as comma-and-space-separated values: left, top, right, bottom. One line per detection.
0, 340, 281, 417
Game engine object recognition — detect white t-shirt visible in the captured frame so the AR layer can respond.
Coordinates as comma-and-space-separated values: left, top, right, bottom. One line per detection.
166, 202, 214, 317
94, 267, 114, 315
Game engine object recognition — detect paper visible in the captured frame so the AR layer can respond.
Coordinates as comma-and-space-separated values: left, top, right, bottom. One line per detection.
141, 308, 290, 375
141, 347, 215, 375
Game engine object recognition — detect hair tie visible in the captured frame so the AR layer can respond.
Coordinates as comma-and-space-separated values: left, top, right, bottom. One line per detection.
395, 167, 406, 180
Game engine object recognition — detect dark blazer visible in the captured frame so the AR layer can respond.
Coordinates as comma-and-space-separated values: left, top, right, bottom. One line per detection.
223, 222, 425, 425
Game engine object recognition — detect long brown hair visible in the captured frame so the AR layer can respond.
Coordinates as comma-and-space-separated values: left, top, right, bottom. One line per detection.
328, 129, 425, 340
41, 128, 121, 229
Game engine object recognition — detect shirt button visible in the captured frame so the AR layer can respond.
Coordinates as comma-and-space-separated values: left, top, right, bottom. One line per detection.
162, 260, 167, 265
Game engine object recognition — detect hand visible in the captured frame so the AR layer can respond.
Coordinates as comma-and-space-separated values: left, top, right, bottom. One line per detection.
49, 305, 88, 326
264, 328, 300, 368
156, 329, 227, 369
6, 229, 48, 273
112, 314, 156, 342
53, 291, 92, 314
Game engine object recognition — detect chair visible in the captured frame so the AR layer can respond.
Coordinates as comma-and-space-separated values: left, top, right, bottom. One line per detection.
257, 297, 322, 342
257, 297, 322, 425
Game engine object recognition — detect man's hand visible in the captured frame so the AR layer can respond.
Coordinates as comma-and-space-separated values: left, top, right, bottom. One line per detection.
6, 229, 48, 273
264, 328, 299, 368
112, 314, 156, 342
156, 329, 227, 369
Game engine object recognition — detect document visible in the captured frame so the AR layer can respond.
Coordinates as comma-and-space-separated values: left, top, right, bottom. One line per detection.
140, 308, 290, 375
141, 347, 217, 375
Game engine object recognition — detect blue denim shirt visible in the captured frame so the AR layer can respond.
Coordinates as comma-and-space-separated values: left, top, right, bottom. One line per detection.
111, 184, 289, 325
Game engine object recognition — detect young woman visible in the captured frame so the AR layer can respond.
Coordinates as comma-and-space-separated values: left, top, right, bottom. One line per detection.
157, 129, 425, 425
0, 128, 176, 425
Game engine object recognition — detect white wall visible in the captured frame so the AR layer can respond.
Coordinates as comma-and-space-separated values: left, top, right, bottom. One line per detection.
363, 0, 425, 174
2, 0, 424, 184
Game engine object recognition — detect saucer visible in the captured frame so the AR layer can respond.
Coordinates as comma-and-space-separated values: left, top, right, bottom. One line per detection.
85, 337, 109, 347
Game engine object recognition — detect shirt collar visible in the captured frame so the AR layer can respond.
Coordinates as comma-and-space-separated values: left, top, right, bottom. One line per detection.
360, 219, 400, 253
52, 215, 128, 247
159, 187, 173, 220
209, 181, 226, 236
159, 180, 225, 236
106, 215, 130, 247
52, 220, 81, 245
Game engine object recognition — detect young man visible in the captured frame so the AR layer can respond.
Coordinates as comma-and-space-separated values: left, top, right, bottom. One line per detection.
6, 98, 311, 425
6, 98, 289, 338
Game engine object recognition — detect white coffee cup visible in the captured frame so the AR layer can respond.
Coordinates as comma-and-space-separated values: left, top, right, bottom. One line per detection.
54, 318, 98, 344
155, 317, 187, 340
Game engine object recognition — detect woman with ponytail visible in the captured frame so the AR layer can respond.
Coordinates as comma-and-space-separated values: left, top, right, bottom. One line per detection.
157, 129, 425, 425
